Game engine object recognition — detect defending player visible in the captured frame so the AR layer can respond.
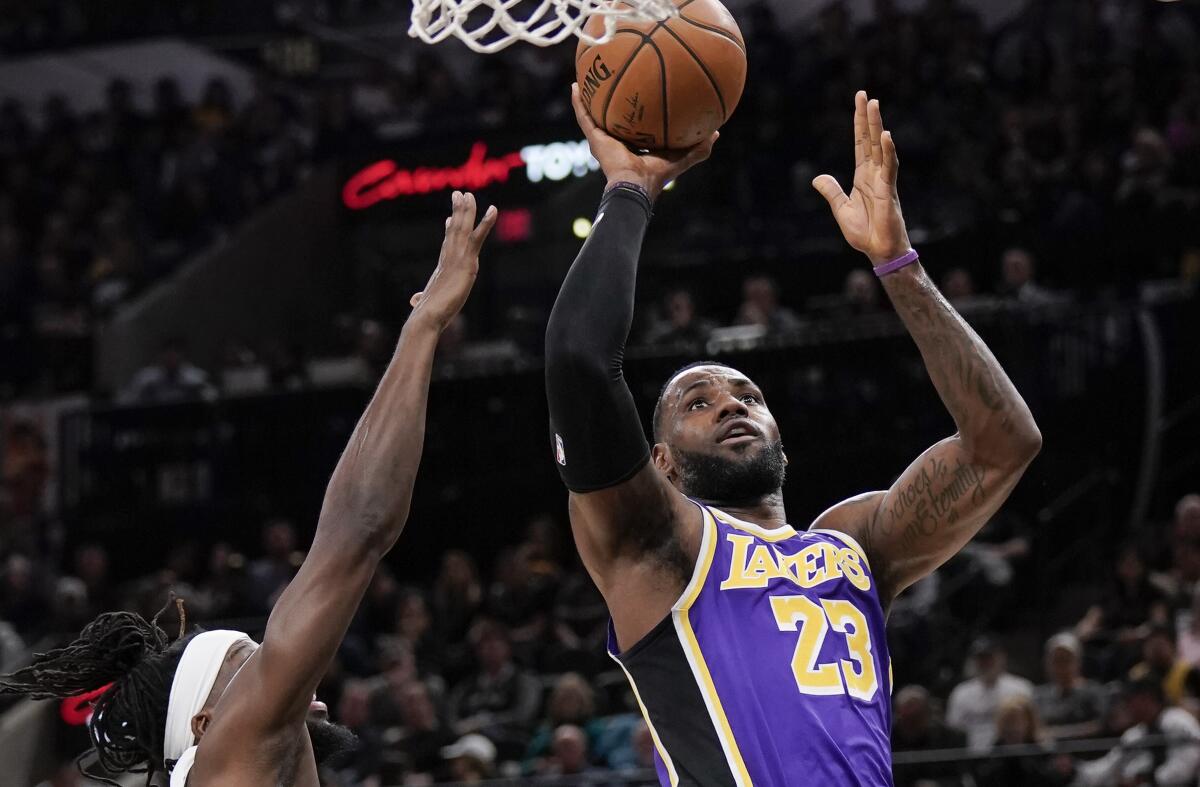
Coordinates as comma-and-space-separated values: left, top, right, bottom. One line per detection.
0, 193, 498, 786
544, 87, 1042, 786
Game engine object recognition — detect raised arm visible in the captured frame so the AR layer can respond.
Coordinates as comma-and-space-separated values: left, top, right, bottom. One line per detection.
811, 92, 1042, 605
229, 193, 497, 731
544, 86, 715, 639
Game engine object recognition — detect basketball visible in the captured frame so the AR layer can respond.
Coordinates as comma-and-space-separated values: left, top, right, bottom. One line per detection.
575, 0, 747, 150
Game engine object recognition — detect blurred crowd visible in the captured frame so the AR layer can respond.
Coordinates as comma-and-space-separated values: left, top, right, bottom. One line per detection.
0, 71, 374, 398
3, 0, 1200, 402
109, 243, 1063, 406
891, 494, 1200, 787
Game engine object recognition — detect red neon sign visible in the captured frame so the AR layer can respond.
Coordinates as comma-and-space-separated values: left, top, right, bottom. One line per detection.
343, 142, 525, 210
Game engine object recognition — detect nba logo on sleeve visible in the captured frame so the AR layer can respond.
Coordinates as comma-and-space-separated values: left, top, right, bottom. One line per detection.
555, 434, 567, 466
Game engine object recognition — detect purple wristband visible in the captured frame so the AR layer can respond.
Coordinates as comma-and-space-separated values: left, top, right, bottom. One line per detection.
873, 249, 919, 278
605, 181, 653, 203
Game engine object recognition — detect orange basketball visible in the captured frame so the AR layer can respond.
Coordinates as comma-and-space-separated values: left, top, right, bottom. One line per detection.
575, 0, 747, 150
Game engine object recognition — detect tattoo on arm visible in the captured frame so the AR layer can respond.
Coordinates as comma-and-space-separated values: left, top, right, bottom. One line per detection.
837, 269, 1038, 600
883, 268, 1032, 443
881, 455, 988, 549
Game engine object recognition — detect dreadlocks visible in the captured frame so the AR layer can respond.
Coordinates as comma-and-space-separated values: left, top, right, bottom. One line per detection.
0, 597, 197, 785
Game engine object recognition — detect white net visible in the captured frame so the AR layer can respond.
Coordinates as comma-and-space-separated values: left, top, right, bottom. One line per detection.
409, 0, 679, 53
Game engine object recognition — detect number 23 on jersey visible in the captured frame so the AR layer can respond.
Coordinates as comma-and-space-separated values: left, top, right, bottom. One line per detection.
770, 595, 879, 702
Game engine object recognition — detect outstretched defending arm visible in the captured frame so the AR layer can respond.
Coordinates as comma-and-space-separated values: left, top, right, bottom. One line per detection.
225, 193, 497, 731
545, 86, 716, 636
810, 92, 1042, 605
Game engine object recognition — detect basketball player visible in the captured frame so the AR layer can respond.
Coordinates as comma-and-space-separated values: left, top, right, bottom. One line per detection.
1, 193, 498, 786
544, 86, 1042, 786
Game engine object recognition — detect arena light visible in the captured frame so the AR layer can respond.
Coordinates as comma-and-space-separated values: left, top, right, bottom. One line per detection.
496, 208, 534, 243
572, 217, 593, 238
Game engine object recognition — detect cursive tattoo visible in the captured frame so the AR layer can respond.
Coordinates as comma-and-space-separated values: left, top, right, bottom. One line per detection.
882, 455, 987, 548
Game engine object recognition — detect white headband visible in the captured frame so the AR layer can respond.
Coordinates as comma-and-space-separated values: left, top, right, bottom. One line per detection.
163, 630, 251, 767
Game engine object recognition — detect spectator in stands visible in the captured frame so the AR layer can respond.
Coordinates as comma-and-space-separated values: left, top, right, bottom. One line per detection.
524, 672, 602, 770
836, 268, 884, 317
892, 685, 968, 787
944, 266, 1003, 313
193, 77, 235, 134
198, 541, 248, 620
366, 642, 420, 728
0, 419, 56, 561
393, 679, 454, 782
941, 267, 978, 305
1128, 624, 1200, 714
1034, 632, 1106, 741
947, 636, 1034, 751
119, 338, 217, 404
999, 248, 1059, 305
71, 542, 115, 619
1066, 678, 1200, 787
1177, 585, 1200, 667
331, 679, 381, 783
449, 619, 541, 758
643, 287, 718, 349
486, 545, 558, 659
974, 695, 1061, 787
952, 509, 1033, 630
1151, 493, 1200, 610
1076, 543, 1169, 679
395, 589, 443, 676
625, 720, 659, 781
533, 724, 607, 783
433, 549, 484, 678
246, 517, 301, 612
0, 554, 49, 637
735, 274, 803, 334
0, 619, 24, 674
218, 340, 269, 396
549, 568, 610, 676
442, 733, 497, 783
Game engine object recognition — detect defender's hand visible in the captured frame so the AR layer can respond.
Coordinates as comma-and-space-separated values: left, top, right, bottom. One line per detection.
813, 91, 912, 265
410, 191, 498, 330
571, 83, 717, 201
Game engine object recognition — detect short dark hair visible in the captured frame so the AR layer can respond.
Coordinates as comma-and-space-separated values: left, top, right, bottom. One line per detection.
651, 361, 737, 443
0, 602, 198, 785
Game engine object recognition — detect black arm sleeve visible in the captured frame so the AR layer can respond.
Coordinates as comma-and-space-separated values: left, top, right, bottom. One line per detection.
545, 185, 653, 493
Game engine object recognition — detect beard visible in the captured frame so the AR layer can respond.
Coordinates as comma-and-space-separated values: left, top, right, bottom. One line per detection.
306, 718, 359, 767
675, 439, 786, 503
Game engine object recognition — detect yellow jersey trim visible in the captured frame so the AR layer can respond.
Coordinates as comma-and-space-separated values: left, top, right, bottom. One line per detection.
709, 506, 799, 543
808, 528, 873, 573
673, 507, 754, 786
607, 651, 679, 786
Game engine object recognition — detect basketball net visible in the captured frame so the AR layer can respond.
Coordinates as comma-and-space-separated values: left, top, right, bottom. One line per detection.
409, 0, 679, 53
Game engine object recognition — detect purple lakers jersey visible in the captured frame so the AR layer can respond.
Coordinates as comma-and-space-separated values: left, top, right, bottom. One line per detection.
608, 503, 894, 786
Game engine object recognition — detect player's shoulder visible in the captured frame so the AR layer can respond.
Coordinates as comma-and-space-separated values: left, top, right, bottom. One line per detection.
808, 491, 886, 553
810, 490, 887, 531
